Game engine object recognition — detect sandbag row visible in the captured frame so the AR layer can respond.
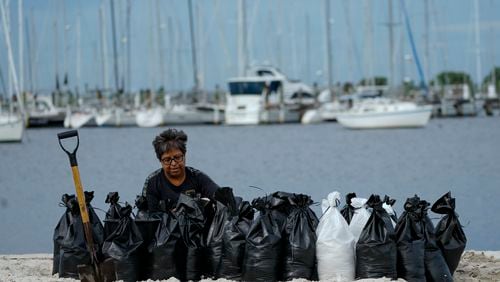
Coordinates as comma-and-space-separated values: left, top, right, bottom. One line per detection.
53, 190, 465, 282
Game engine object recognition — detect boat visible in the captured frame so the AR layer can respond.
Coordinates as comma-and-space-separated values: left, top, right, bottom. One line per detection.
336, 98, 433, 129
94, 107, 137, 127
225, 76, 307, 125
0, 113, 23, 142
63, 107, 95, 129
25, 95, 65, 126
301, 86, 384, 124
163, 103, 223, 125
0, 0, 24, 142
247, 65, 315, 101
135, 106, 163, 127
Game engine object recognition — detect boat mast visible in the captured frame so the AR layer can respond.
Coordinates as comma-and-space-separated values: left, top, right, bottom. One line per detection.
424, 0, 430, 88
237, 0, 248, 76
388, 0, 395, 87
25, 14, 33, 93
400, 0, 427, 95
305, 12, 311, 83
6, 0, 11, 105
17, 0, 23, 95
110, 0, 120, 92
324, 0, 333, 100
62, 0, 68, 89
53, 16, 59, 105
473, 0, 482, 94
0, 0, 24, 114
99, 2, 109, 92
126, 0, 131, 94
364, 0, 374, 86
188, 0, 199, 93
76, 14, 81, 102
156, 0, 165, 91
29, 8, 37, 93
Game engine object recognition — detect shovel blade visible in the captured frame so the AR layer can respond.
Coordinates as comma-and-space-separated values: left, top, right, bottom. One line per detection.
100, 258, 117, 282
77, 264, 100, 282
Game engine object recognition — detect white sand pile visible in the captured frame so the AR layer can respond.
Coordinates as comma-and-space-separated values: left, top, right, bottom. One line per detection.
1, 251, 499, 281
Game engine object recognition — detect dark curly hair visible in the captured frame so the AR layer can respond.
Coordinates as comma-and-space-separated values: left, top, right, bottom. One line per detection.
152, 129, 188, 160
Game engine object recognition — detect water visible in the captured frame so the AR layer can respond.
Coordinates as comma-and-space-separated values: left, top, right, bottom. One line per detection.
1, 118, 500, 254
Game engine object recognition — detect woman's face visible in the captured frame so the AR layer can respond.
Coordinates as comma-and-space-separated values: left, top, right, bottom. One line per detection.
160, 148, 185, 178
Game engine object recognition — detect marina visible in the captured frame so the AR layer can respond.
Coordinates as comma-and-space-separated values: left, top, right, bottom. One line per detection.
1, 117, 500, 254
0, 3, 499, 281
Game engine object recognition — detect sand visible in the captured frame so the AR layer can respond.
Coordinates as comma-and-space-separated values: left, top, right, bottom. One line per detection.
0, 251, 499, 281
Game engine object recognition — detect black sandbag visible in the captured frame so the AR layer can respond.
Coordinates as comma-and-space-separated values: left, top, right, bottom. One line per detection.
102, 203, 144, 282
384, 195, 398, 223
205, 187, 238, 278
149, 208, 185, 281
55, 192, 104, 278
421, 200, 453, 281
395, 195, 425, 281
355, 194, 397, 280
242, 195, 286, 281
133, 195, 160, 280
175, 193, 207, 281
134, 194, 150, 220
432, 191, 467, 275
52, 194, 76, 275
103, 192, 122, 238
340, 192, 357, 224
282, 193, 319, 281
218, 198, 254, 280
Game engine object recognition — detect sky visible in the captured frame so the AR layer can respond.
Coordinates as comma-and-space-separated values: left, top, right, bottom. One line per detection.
0, 0, 499, 96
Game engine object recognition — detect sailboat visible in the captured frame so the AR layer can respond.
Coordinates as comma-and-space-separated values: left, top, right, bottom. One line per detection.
0, 0, 24, 142
0, 106, 23, 142
336, 98, 432, 129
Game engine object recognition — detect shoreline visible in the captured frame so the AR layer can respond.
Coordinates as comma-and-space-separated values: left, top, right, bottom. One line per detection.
1, 251, 499, 281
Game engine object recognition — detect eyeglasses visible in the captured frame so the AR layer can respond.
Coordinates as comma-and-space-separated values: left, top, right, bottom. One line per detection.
160, 154, 185, 166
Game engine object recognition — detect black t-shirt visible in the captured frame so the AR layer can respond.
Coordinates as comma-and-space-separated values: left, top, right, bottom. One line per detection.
142, 166, 219, 212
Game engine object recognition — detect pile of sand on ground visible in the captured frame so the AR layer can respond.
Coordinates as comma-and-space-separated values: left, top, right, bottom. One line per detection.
0, 251, 498, 281
454, 251, 500, 281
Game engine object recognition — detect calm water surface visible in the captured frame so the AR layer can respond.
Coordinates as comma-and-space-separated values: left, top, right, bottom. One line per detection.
1, 117, 499, 253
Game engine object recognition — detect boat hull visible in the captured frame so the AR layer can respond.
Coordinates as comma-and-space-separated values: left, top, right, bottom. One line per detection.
64, 112, 94, 129
0, 115, 24, 142
336, 106, 433, 129
135, 108, 163, 127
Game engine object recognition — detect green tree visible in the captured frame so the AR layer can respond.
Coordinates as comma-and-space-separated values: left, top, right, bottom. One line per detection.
434, 71, 473, 86
358, 76, 387, 86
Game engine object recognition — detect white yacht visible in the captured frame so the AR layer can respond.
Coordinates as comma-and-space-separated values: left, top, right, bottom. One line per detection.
247, 65, 315, 101
225, 76, 304, 125
94, 107, 137, 127
25, 95, 65, 126
0, 113, 23, 142
301, 87, 384, 124
336, 98, 432, 129
163, 103, 223, 125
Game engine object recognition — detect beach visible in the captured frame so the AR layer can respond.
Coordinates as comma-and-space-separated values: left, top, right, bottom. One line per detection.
0, 251, 498, 281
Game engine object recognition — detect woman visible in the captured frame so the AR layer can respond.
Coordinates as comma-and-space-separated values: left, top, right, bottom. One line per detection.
142, 128, 220, 212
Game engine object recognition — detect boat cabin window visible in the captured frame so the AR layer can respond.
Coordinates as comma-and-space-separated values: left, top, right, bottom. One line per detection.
228, 81, 281, 95
256, 70, 275, 77
36, 101, 50, 111
291, 92, 314, 99
228, 82, 266, 95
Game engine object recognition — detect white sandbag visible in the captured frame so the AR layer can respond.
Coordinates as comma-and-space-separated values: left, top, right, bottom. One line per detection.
348, 197, 371, 241
383, 202, 397, 227
316, 191, 356, 282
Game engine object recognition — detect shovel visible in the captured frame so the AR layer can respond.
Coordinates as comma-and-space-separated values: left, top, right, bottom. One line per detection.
58, 130, 102, 282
